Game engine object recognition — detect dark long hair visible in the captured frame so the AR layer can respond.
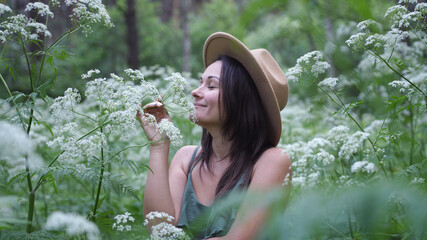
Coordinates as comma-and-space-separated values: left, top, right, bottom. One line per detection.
195, 55, 272, 198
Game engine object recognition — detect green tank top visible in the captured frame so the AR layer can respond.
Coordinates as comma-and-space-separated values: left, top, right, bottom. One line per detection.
176, 146, 246, 239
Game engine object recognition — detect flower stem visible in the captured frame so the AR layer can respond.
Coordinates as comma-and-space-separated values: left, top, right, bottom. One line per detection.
319, 86, 389, 178
92, 126, 105, 222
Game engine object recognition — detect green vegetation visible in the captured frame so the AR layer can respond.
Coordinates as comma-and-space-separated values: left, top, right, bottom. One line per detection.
0, 0, 426, 239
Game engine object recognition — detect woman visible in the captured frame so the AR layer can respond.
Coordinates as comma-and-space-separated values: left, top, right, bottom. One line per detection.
137, 32, 291, 239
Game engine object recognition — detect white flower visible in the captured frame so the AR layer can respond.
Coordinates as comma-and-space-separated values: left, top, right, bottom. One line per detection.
285, 65, 303, 82
410, 177, 425, 184
389, 80, 411, 93
157, 119, 183, 147
25, 2, 54, 18
0, 3, 12, 15
398, 0, 418, 4
45, 211, 100, 240
357, 19, 379, 31
351, 160, 376, 174
318, 77, 339, 88
327, 125, 350, 148
64, 0, 114, 34
0, 14, 52, 42
81, 69, 100, 79
112, 212, 135, 232
346, 32, 367, 50
365, 33, 386, 49
415, 3, 427, 15
144, 211, 175, 226
150, 222, 190, 240
50, 88, 81, 122
339, 131, 370, 160
314, 151, 335, 165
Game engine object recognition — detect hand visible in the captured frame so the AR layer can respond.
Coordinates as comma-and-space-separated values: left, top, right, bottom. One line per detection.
136, 101, 171, 146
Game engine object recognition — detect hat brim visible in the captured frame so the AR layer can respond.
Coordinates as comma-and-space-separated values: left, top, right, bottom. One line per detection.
203, 32, 282, 146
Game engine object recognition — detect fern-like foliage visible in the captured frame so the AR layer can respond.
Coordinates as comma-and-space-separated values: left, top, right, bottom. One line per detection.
0, 230, 59, 240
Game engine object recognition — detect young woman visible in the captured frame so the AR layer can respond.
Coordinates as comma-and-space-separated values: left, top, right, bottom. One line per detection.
137, 32, 291, 240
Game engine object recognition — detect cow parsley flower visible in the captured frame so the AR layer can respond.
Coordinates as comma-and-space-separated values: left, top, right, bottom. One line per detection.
318, 77, 339, 88
389, 80, 412, 93
25, 2, 54, 18
50, 88, 81, 122
144, 212, 189, 240
357, 19, 379, 31
285, 65, 303, 82
64, 0, 114, 34
286, 51, 329, 81
339, 131, 370, 160
351, 160, 376, 174
81, 69, 100, 79
365, 33, 386, 49
157, 119, 183, 147
346, 32, 367, 50
0, 3, 12, 15
415, 3, 427, 15
398, 0, 418, 4
45, 211, 100, 240
112, 212, 135, 232
0, 14, 52, 42
327, 125, 350, 148
410, 177, 425, 184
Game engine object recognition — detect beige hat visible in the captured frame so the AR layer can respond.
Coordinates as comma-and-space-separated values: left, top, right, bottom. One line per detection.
203, 32, 289, 146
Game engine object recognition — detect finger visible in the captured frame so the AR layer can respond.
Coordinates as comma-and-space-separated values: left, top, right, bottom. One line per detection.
143, 101, 162, 110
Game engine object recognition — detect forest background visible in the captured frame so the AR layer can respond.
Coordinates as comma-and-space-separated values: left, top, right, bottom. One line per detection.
0, 0, 426, 239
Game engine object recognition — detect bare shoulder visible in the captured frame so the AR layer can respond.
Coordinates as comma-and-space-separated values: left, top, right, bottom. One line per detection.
170, 145, 200, 176
251, 148, 292, 188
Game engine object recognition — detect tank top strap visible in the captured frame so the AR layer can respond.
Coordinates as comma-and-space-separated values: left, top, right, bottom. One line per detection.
189, 146, 200, 173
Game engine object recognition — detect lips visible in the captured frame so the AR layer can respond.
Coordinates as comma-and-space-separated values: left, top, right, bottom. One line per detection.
194, 103, 207, 108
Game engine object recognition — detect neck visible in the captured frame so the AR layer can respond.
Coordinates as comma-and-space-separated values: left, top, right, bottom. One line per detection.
207, 127, 232, 161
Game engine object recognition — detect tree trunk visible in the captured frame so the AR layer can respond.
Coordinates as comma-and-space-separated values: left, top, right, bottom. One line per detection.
180, 0, 191, 73
160, 0, 174, 23
324, 1, 336, 77
125, 0, 140, 69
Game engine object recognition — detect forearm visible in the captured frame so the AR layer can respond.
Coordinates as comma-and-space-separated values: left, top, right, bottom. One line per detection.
143, 143, 175, 218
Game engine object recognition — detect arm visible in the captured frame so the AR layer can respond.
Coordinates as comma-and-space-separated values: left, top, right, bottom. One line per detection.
137, 102, 191, 226
210, 148, 292, 240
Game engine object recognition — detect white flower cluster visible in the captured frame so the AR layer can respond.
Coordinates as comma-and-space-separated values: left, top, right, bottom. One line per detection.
351, 160, 376, 174
318, 77, 339, 88
0, 3, 12, 15
64, 0, 114, 34
338, 131, 370, 160
285, 51, 330, 82
45, 211, 100, 240
112, 212, 135, 231
25, 2, 54, 18
81, 69, 101, 79
0, 121, 44, 180
164, 72, 197, 122
50, 88, 81, 122
0, 13, 51, 43
144, 212, 189, 240
356, 19, 379, 31
410, 177, 425, 184
283, 125, 375, 188
385, 4, 424, 28
46, 124, 107, 163
157, 119, 183, 147
150, 222, 190, 240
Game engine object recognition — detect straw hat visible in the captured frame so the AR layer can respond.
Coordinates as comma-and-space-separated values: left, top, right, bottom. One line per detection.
203, 32, 289, 146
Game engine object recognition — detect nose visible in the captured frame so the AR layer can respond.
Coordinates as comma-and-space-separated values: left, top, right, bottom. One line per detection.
191, 85, 203, 99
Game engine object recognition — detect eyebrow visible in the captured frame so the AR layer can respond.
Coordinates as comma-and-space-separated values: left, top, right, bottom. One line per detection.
200, 76, 220, 81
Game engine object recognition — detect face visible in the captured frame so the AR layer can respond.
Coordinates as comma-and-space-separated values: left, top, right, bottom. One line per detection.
191, 60, 224, 128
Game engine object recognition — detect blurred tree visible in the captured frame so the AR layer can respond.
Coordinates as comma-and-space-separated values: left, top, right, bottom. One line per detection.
125, 0, 140, 69
180, 0, 191, 73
